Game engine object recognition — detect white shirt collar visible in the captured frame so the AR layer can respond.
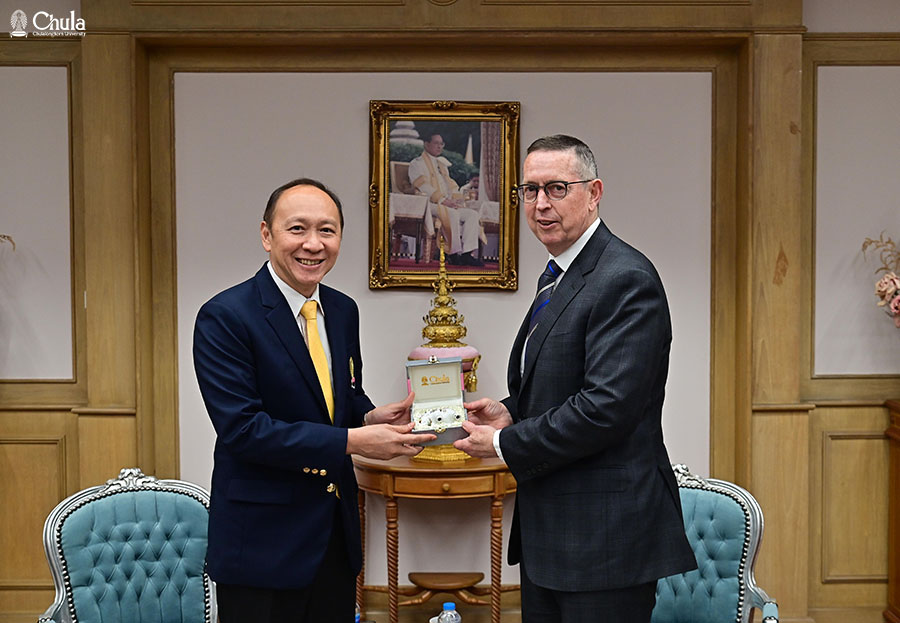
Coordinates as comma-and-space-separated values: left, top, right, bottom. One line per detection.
266, 261, 324, 319
549, 217, 601, 272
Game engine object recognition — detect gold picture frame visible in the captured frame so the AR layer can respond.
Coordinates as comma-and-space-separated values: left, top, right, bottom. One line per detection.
368, 100, 520, 289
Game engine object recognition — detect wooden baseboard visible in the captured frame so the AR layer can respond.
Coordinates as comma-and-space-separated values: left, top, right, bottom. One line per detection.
0, 614, 42, 623
808, 607, 887, 623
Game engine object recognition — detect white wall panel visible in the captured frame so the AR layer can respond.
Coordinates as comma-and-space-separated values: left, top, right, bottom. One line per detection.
175, 71, 711, 583
814, 66, 900, 376
0, 66, 73, 380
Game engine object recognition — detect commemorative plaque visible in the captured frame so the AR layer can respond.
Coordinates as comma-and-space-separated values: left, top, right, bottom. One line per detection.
406, 356, 468, 446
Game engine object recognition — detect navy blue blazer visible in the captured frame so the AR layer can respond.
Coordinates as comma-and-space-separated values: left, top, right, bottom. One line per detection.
193, 265, 375, 589
500, 221, 696, 592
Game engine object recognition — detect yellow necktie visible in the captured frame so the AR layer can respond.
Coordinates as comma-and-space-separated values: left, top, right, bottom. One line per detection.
300, 300, 334, 423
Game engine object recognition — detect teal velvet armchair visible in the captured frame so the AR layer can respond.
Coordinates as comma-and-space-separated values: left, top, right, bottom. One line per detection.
38, 468, 216, 623
652, 464, 778, 623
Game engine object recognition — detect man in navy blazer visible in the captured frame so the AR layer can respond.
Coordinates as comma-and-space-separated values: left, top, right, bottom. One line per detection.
193, 178, 432, 623
456, 136, 696, 622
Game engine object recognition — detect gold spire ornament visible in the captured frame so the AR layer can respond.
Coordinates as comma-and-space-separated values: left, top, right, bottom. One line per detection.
415, 236, 481, 391
422, 242, 467, 347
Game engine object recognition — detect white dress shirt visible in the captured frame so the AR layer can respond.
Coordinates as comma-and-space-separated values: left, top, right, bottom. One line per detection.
266, 261, 333, 388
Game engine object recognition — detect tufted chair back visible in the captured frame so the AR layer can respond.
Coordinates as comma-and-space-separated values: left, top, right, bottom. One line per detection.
651, 464, 779, 623
39, 468, 216, 623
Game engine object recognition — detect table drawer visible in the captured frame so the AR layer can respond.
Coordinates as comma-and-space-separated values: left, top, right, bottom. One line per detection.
355, 469, 385, 492
394, 475, 494, 496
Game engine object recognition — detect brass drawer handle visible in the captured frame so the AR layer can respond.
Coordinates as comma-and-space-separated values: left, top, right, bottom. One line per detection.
442, 483, 451, 492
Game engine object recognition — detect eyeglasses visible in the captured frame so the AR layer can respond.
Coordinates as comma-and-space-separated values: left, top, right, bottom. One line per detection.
515, 180, 592, 203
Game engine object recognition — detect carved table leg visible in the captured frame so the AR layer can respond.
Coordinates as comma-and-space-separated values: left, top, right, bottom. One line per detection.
357, 490, 366, 617
386, 497, 399, 623
490, 496, 503, 623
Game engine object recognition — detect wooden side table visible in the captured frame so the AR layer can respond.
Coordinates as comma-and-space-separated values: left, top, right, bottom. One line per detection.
886, 400, 900, 623
352, 455, 517, 623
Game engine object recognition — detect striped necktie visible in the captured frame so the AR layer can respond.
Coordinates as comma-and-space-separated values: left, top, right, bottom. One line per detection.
300, 300, 334, 423
525, 260, 562, 365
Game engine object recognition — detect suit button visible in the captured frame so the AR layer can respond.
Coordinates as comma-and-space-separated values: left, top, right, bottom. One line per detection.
326, 483, 336, 493
303, 468, 310, 473
312, 468, 319, 474
320, 469, 327, 477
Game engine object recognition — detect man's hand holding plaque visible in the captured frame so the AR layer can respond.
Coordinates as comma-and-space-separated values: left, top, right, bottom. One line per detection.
346, 392, 435, 458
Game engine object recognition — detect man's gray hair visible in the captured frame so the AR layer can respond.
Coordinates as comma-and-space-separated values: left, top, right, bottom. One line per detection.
526, 134, 598, 180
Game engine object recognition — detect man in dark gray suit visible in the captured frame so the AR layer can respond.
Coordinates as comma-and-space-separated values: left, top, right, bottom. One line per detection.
455, 135, 696, 622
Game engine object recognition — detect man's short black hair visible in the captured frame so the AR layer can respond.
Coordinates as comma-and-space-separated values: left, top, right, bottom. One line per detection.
526, 134, 598, 179
263, 178, 344, 230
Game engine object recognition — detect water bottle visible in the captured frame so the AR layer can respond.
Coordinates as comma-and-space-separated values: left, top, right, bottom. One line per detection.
437, 601, 462, 623
354, 601, 361, 623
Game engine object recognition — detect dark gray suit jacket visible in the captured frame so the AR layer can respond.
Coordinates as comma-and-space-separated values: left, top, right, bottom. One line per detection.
500, 220, 696, 592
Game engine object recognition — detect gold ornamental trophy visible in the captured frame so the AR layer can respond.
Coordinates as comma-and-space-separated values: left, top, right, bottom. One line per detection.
407, 238, 481, 462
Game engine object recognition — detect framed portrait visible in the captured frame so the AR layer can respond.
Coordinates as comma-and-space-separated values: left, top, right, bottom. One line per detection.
368, 100, 520, 289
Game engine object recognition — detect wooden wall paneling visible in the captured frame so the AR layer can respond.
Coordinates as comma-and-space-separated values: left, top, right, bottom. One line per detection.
81, 35, 137, 410
822, 431, 888, 582
0, 41, 86, 409
69, 46, 87, 410
744, 44, 805, 604
799, 35, 900, 623
887, 400, 900, 623
146, 45, 179, 479
749, 33, 803, 407
0, 410, 77, 620
809, 405, 889, 610
801, 37, 900, 404
74, 411, 138, 489
751, 0, 802, 27
711, 37, 753, 485
142, 32, 751, 71
0, 441, 62, 580
80, 0, 801, 36
808, 607, 889, 623
751, 407, 813, 620
799, 35, 818, 405
710, 41, 746, 484
132, 40, 167, 478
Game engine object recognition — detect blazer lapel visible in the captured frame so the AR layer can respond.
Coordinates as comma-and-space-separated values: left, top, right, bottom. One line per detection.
507, 315, 529, 399
255, 267, 331, 423
520, 272, 584, 386
519, 222, 613, 388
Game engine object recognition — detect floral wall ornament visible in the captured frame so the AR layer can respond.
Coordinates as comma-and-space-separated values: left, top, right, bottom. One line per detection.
861, 231, 900, 328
